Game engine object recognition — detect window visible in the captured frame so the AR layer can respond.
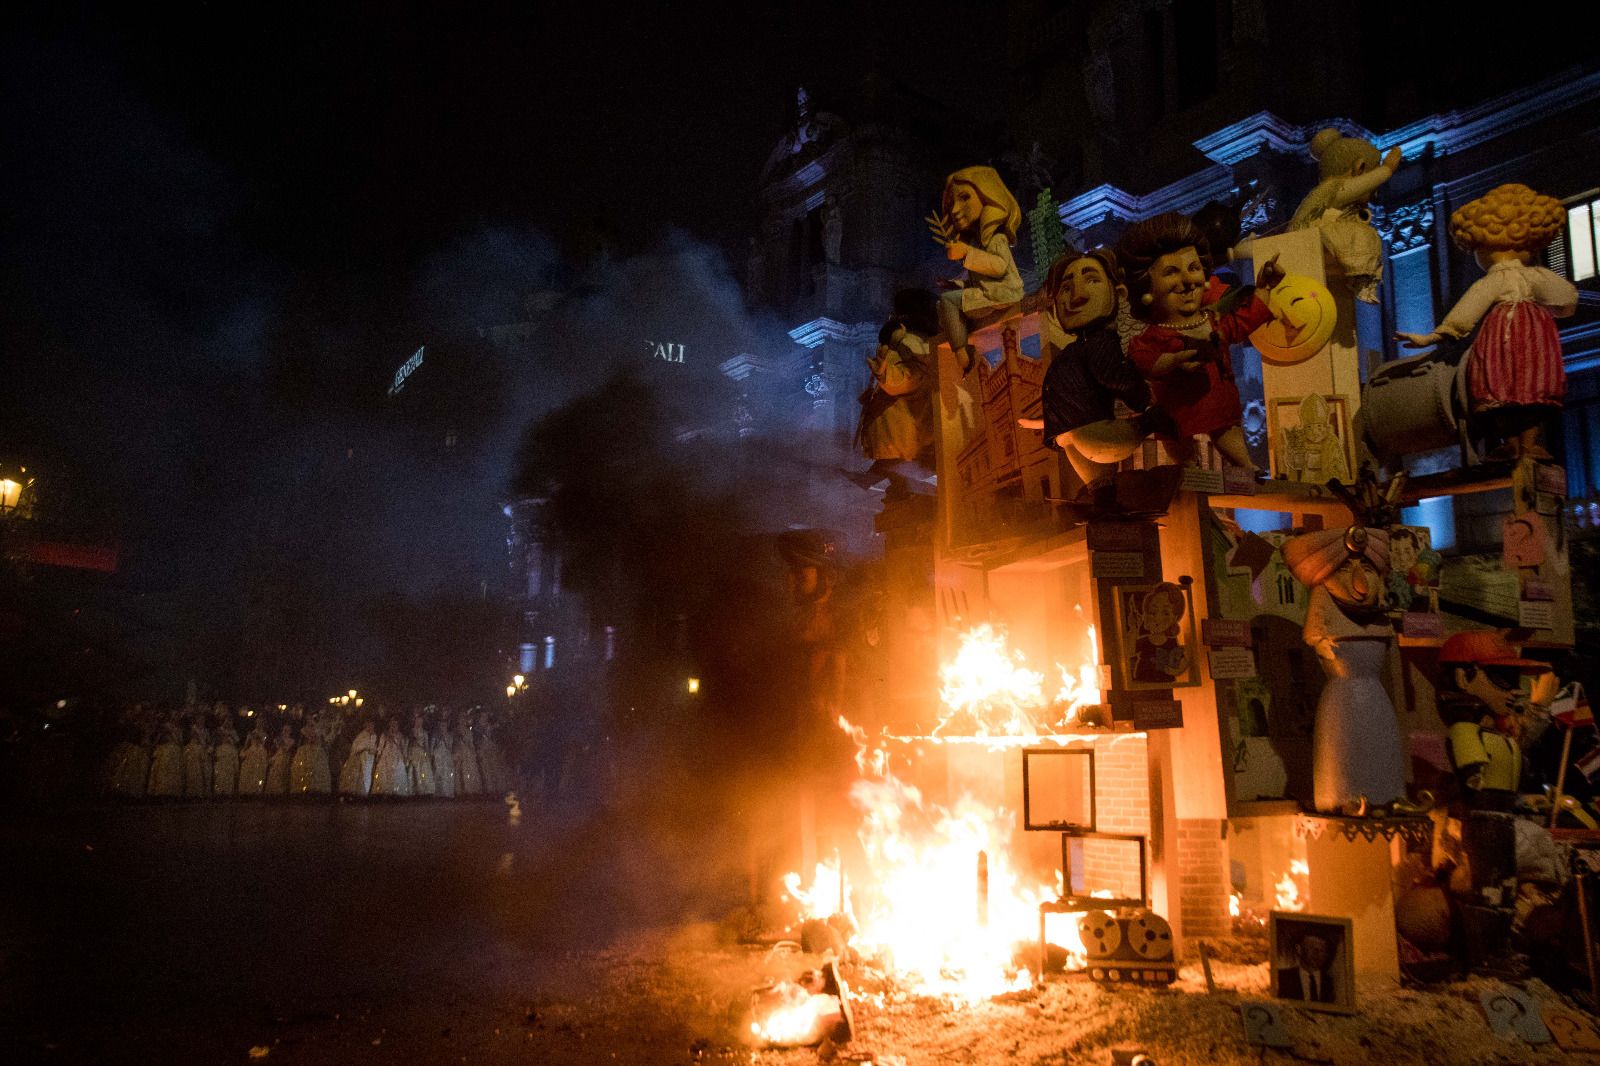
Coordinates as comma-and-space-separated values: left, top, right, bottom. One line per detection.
1566, 194, 1600, 282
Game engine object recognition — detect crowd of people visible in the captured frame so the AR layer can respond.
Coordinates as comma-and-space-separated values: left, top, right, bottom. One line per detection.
102, 702, 516, 800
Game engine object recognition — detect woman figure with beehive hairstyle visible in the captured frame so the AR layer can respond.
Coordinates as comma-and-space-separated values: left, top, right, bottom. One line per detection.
930, 166, 1024, 374
1396, 184, 1576, 460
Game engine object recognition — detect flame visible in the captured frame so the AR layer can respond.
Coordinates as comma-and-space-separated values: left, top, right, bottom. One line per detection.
783, 622, 1112, 1003
749, 983, 842, 1047
934, 619, 1101, 737
1275, 859, 1309, 912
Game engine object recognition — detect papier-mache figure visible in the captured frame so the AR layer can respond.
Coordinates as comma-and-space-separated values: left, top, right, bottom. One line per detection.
1118, 212, 1284, 472
1037, 247, 1175, 487
928, 166, 1024, 374
1278, 394, 1350, 484
851, 288, 938, 499
1282, 524, 1406, 814
1396, 184, 1576, 459
1290, 128, 1403, 303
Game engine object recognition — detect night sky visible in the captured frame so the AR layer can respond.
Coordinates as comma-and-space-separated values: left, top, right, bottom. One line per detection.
0, 2, 974, 697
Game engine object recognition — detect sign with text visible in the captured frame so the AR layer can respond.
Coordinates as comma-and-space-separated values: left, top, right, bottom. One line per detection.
1202, 618, 1253, 647
1222, 467, 1259, 495
1132, 699, 1185, 730
1179, 467, 1226, 495
1092, 551, 1146, 579
1519, 600, 1555, 630
388, 346, 425, 396
1402, 612, 1444, 639
648, 341, 687, 364
1208, 647, 1258, 680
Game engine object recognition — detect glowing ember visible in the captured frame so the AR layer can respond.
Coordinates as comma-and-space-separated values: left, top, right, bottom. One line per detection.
1275, 859, 1309, 912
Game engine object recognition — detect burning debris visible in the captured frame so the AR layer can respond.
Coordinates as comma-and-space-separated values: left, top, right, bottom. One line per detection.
748, 960, 854, 1049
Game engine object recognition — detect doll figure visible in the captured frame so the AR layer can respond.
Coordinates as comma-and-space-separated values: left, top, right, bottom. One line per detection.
929, 166, 1024, 373
1037, 248, 1175, 487
851, 289, 939, 498
1278, 393, 1350, 484
1395, 184, 1576, 459
1282, 526, 1407, 814
148, 719, 184, 797
454, 713, 483, 796
1119, 213, 1284, 472
1128, 582, 1191, 685
1290, 128, 1403, 303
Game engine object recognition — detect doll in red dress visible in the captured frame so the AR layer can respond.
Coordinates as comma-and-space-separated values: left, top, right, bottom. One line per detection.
1117, 213, 1284, 472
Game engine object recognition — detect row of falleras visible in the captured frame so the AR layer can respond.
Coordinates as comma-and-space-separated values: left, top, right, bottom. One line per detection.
855, 132, 1576, 497
103, 711, 514, 799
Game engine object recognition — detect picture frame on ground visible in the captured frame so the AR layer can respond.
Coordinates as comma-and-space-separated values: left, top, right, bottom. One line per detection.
1269, 911, 1355, 1014
1112, 579, 1201, 691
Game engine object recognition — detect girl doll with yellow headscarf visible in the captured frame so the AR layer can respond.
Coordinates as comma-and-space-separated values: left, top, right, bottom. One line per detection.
1395, 184, 1577, 459
930, 166, 1023, 373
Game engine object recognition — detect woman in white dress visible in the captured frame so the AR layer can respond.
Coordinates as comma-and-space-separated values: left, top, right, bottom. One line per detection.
264, 724, 294, 796
338, 720, 378, 797
212, 724, 240, 798
290, 721, 332, 795
430, 721, 457, 798
237, 727, 269, 795
108, 725, 151, 799
182, 722, 212, 798
147, 720, 185, 798
371, 718, 413, 797
476, 715, 510, 795
453, 714, 482, 797
407, 715, 435, 797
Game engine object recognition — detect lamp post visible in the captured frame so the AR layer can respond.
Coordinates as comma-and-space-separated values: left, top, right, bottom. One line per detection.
0, 466, 35, 519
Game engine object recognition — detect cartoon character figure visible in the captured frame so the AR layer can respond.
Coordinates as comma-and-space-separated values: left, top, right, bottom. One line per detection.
1118, 212, 1284, 472
1278, 394, 1349, 483
1128, 582, 1191, 685
928, 166, 1024, 374
1290, 128, 1403, 303
851, 289, 938, 499
1395, 184, 1576, 459
1036, 248, 1175, 489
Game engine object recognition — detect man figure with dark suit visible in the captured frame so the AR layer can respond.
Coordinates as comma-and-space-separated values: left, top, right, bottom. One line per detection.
1276, 931, 1337, 1003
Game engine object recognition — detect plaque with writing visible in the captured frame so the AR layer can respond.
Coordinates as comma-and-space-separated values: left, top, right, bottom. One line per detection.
1202, 618, 1253, 647
1518, 600, 1555, 630
1092, 551, 1146, 579
1207, 647, 1258, 680
1179, 467, 1226, 495
1133, 699, 1184, 730
1402, 612, 1444, 639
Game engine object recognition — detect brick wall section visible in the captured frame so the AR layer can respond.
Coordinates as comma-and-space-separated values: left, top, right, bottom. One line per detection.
1082, 735, 1150, 899
1176, 818, 1231, 938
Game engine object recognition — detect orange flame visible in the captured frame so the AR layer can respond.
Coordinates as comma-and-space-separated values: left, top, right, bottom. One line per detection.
1275, 859, 1309, 912
782, 621, 1111, 1002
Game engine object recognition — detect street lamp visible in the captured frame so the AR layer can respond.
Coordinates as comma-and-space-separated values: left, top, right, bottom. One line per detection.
0, 466, 35, 519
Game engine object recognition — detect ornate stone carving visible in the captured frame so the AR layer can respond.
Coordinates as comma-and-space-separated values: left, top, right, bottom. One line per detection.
1374, 200, 1434, 253
803, 370, 830, 399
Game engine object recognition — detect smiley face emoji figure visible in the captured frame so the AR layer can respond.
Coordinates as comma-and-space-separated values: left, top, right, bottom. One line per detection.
1251, 274, 1337, 365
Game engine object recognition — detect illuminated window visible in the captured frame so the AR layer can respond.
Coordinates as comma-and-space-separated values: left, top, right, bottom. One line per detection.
543, 635, 555, 670
1566, 195, 1600, 282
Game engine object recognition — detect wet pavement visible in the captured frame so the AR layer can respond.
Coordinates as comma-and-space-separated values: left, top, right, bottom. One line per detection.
0, 797, 766, 1065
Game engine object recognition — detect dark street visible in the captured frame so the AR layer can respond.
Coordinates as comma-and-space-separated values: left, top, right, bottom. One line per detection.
0, 799, 765, 1065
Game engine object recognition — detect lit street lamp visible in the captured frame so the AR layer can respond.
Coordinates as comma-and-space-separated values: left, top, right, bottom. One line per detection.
0, 466, 35, 519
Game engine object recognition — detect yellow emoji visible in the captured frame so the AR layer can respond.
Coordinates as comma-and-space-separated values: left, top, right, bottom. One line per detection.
1251, 274, 1337, 366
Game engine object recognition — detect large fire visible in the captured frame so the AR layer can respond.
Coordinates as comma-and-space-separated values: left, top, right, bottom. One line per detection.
784, 621, 1116, 1003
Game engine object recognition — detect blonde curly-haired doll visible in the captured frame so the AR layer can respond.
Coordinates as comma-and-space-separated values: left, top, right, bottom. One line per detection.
1396, 183, 1577, 459
931, 166, 1024, 373
1290, 128, 1404, 303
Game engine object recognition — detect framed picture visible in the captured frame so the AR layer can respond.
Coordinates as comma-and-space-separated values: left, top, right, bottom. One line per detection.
1269, 912, 1356, 1014
1112, 578, 1201, 691
1021, 747, 1095, 832
1269, 395, 1353, 484
1387, 524, 1442, 613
